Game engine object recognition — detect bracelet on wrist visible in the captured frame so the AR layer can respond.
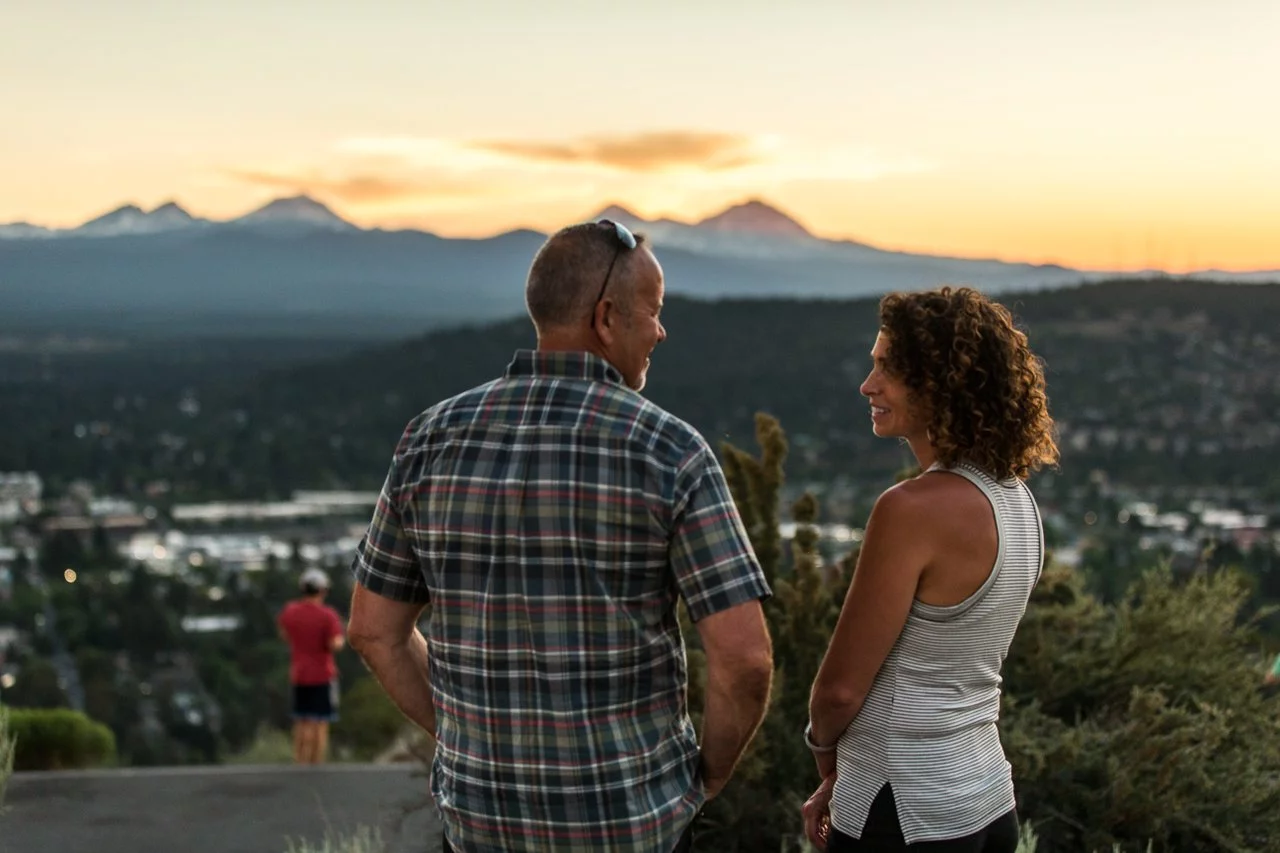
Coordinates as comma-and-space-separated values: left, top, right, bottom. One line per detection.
804, 722, 838, 754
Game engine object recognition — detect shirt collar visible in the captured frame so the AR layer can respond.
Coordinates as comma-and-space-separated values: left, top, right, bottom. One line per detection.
504, 349, 626, 387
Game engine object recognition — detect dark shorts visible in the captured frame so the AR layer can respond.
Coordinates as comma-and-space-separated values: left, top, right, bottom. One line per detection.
829, 785, 1018, 853
292, 682, 339, 722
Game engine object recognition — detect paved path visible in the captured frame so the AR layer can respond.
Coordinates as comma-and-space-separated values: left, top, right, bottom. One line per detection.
2, 763, 442, 853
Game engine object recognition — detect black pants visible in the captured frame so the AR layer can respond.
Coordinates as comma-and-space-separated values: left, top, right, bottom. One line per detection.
829, 785, 1019, 853
443, 819, 695, 852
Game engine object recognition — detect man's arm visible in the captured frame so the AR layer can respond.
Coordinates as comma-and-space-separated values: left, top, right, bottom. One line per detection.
347, 584, 435, 736
668, 443, 775, 799
695, 599, 773, 799
347, 437, 435, 733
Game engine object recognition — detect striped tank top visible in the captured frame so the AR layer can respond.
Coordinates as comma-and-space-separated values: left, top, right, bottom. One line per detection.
828, 461, 1044, 843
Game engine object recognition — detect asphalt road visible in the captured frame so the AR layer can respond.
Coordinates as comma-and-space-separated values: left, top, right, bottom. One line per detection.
2, 763, 443, 853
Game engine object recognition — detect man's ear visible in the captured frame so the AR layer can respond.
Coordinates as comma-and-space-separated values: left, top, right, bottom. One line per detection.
594, 299, 619, 346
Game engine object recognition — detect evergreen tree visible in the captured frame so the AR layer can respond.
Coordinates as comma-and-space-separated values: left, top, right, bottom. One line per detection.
692, 414, 846, 851
1002, 564, 1280, 852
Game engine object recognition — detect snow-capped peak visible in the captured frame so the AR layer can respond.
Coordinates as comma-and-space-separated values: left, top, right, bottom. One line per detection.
149, 201, 197, 226
230, 195, 355, 231
694, 199, 812, 239
73, 202, 205, 237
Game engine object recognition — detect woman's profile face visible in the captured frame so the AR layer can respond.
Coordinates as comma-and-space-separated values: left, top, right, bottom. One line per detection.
859, 332, 929, 442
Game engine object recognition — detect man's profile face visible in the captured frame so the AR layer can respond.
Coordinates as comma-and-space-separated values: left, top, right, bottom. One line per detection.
610, 249, 667, 391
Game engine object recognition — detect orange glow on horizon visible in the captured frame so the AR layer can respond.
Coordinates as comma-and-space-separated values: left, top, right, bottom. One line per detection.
4, 2, 1278, 275
348, 200, 1280, 275
9, 184, 1277, 276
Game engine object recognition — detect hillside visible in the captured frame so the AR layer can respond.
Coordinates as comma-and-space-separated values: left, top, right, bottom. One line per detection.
3, 278, 1278, 505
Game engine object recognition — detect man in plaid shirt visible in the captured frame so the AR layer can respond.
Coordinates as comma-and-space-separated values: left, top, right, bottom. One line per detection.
347, 220, 774, 853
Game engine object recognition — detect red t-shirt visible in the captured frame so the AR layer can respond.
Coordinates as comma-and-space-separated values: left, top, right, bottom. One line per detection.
278, 599, 344, 685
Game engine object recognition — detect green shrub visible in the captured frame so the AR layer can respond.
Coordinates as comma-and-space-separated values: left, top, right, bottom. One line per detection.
331, 676, 407, 761
1002, 565, 1280, 852
225, 726, 295, 765
7, 707, 116, 771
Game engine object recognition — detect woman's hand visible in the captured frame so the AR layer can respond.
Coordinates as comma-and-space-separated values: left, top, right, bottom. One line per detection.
802, 772, 836, 850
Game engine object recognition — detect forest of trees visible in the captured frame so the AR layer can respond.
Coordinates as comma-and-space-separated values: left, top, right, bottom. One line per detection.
2, 279, 1279, 504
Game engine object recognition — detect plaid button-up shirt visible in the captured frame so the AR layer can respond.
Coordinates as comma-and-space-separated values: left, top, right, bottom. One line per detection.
352, 350, 771, 853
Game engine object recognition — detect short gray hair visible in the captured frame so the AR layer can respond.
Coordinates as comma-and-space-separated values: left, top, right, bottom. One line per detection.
525, 223, 648, 330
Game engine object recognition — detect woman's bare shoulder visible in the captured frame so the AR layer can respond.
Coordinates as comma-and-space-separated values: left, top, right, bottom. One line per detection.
875, 470, 989, 527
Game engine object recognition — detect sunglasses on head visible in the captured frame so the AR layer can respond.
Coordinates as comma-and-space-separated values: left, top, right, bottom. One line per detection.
591, 219, 637, 328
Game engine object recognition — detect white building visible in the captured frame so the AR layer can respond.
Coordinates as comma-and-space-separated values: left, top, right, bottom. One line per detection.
0, 472, 42, 502
171, 490, 378, 524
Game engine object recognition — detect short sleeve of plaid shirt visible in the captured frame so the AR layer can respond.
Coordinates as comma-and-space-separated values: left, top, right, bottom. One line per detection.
351, 454, 430, 603
669, 443, 771, 621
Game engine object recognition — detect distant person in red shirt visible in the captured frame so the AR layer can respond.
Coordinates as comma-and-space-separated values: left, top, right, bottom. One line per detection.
278, 568, 345, 764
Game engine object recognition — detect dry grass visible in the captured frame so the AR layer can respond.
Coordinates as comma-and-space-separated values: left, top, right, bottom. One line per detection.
284, 825, 384, 853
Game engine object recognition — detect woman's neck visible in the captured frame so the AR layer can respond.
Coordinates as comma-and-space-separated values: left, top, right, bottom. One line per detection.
908, 435, 938, 472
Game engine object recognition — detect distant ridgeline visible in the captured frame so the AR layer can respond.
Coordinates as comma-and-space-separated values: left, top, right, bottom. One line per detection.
1, 278, 1278, 503
6, 194, 1275, 339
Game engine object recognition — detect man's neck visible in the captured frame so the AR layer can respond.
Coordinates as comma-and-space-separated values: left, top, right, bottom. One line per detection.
536, 328, 604, 358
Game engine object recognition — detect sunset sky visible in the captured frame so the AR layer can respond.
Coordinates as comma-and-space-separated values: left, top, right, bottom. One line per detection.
4, 0, 1279, 271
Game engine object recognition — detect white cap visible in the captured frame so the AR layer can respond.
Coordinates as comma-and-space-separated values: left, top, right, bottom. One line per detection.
300, 567, 331, 590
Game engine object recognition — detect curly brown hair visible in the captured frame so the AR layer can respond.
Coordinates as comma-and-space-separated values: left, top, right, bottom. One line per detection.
878, 286, 1059, 481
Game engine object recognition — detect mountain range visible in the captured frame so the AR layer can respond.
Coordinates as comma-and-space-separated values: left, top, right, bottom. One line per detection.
1, 195, 1276, 338
0, 196, 355, 240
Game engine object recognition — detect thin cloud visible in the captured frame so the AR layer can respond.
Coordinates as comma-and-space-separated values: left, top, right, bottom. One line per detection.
334, 133, 934, 183
468, 131, 767, 173
225, 169, 496, 204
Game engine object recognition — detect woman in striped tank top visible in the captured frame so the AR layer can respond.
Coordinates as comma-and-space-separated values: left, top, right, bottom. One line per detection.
801, 287, 1059, 852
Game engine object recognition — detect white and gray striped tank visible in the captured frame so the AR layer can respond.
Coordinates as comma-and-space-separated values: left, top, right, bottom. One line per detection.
828, 460, 1044, 844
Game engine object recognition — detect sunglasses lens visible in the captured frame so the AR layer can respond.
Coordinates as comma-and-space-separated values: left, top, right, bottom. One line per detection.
598, 219, 637, 250
614, 222, 637, 250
